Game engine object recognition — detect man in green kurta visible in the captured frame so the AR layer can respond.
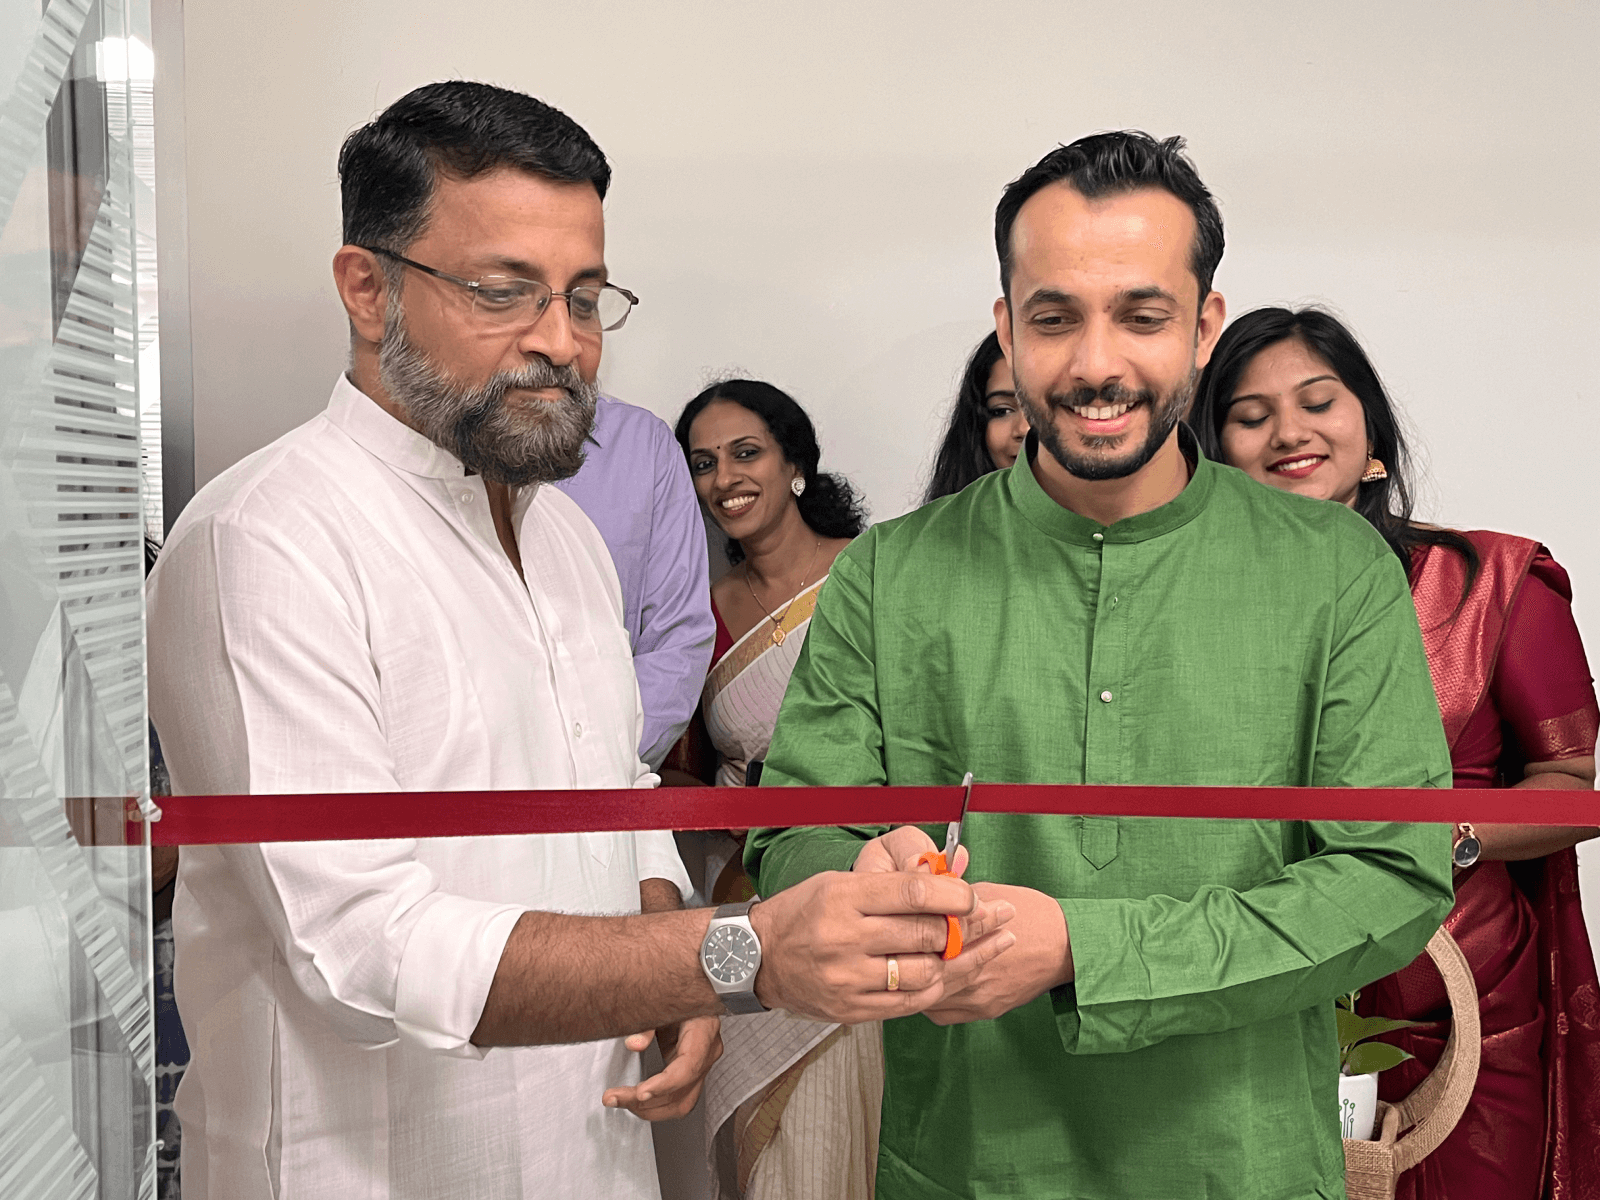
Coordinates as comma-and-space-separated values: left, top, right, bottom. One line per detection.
746, 133, 1454, 1200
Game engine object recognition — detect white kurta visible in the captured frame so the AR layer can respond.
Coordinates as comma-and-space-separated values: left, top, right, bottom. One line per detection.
147, 376, 690, 1200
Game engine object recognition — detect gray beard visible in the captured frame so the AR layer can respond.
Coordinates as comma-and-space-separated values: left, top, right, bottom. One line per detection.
1016, 370, 1195, 482
377, 303, 598, 487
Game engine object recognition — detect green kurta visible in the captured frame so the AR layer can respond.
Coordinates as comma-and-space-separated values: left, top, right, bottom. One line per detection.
747, 436, 1454, 1200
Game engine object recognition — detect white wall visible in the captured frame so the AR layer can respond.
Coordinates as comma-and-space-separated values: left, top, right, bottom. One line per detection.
174, 0, 1599, 947
181, 0, 1598, 621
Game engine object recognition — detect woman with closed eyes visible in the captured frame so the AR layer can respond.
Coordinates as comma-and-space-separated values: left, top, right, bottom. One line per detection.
1191, 306, 1600, 1200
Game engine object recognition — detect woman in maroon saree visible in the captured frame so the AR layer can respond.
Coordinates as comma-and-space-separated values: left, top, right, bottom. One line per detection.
1192, 306, 1600, 1200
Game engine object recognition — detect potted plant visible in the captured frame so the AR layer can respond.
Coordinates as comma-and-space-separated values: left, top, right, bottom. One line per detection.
1337, 990, 1419, 1140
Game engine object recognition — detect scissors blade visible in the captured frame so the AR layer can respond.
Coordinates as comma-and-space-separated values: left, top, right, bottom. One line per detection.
944, 772, 974, 864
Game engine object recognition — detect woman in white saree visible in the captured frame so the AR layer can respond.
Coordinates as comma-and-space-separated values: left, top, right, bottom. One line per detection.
701, 576, 822, 790
668, 380, 882, 1199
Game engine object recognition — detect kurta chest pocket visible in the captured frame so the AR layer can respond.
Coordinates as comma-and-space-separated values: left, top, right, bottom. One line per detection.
1079, 816, 1119, 870
582, 831, 615, 870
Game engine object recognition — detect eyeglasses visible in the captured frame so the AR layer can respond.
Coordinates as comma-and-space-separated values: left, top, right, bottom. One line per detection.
364, 247, 639, 333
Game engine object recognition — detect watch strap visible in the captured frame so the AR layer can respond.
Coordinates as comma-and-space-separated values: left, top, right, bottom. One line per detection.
708, 900, 768, 1013
721, 989, 767, 1015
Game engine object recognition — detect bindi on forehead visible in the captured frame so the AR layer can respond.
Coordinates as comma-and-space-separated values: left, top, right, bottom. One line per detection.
688, 410, 768, 456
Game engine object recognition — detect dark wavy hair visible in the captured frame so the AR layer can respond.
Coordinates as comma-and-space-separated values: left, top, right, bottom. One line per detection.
674, 379, 867, 565
996, 131, 1224, 307
1191, 306, 1478, 591
924, 331, 1009, 503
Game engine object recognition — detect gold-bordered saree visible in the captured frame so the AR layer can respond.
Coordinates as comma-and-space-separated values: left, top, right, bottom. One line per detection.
703, 579, 825, 788
698, 576, 885, 1199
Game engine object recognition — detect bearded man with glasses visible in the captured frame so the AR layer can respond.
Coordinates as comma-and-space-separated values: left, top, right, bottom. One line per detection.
147, 81, 1014, 1200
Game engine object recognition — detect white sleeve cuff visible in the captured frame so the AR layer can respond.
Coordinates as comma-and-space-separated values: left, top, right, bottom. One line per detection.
635, 829, 692, 903
394, 895, 526, 1059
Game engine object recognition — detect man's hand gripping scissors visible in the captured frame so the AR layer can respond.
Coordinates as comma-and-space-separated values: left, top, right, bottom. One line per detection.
915, 771, 973, 959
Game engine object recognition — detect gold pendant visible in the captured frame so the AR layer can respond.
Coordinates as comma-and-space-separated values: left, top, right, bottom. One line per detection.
771, 627, 786, 646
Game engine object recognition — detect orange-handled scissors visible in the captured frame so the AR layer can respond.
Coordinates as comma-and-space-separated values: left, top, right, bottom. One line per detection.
916, 771, 973, 960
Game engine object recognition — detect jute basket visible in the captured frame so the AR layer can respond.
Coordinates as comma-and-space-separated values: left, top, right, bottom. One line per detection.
1342, 926, 1481, 1200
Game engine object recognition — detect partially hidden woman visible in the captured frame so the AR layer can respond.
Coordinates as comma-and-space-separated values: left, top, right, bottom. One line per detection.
1192, 306, 1600, 1200
923, 330, 1028, 503
669, 378, 879, 1199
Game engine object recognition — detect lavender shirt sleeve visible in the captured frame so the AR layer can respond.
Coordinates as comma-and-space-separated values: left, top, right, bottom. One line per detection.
556, 399, 714, 767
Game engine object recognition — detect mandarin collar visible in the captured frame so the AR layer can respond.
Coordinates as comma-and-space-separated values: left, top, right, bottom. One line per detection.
1007, 422, 1215, 546
324, 374, 470, 480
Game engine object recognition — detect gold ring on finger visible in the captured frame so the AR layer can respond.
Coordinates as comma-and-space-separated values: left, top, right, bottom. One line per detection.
886, 956, 900, 992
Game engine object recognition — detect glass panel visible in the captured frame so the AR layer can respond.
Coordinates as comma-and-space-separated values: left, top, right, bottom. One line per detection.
0, 0, 158, 1195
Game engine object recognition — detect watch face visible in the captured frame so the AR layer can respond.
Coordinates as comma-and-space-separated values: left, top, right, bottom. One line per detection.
1452, 835, 1482, 869
703, 924, 759, 985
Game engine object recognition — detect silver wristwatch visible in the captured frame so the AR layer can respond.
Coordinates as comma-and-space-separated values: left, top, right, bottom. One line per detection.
700, 900, 767, 1014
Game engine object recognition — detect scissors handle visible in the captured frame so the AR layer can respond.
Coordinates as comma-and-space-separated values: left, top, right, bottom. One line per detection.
914, 850, 963, 959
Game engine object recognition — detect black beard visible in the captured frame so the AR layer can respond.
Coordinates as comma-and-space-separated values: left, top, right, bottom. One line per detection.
1016, 372, 1194, 482
377, 306, 598, 487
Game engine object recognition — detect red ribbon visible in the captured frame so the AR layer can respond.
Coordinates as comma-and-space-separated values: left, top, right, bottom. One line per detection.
144, 783, 1598, 846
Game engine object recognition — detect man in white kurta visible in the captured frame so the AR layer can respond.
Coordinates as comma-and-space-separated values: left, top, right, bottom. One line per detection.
147, 81, 1018, 1200
148, 375, 689, 1199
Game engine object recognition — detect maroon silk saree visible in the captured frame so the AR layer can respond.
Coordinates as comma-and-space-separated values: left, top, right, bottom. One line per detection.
1363, 531, 1600, 1200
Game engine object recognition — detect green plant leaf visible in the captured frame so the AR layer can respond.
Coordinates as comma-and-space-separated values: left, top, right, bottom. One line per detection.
1345, 1041, 1414, 1076
1336, 1007, 1366, 1048
1338, 1013, 1423, 1047
1356, 1015, 1423, 1039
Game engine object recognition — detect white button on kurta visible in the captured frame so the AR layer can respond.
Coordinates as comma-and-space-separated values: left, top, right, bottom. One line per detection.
147, 376, 689, 1200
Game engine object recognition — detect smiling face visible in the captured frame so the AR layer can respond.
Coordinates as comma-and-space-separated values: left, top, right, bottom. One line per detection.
686, 399, 801, 538
1219, 337, 1370, 507
982, 357, 1028, 470
995, 184, 1224, 484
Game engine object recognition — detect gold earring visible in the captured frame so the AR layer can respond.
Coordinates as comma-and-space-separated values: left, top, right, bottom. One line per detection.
1361, 458, 1388, 483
